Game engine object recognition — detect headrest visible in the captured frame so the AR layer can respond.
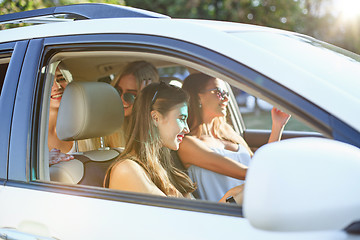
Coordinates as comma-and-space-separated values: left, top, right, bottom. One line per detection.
56, 82, 124, 141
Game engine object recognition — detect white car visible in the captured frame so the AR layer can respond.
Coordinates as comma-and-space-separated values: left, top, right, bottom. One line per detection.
0, 3, 359, 240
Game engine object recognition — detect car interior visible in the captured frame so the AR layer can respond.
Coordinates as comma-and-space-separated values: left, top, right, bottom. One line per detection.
37, 49, 321, 203
50, 81, 124, 186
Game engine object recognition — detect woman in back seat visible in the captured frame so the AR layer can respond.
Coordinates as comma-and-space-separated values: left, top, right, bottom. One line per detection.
48, 66, 75, 165
81, 61, 159, 150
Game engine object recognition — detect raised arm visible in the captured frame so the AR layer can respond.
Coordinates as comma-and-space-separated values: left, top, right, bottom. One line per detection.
177, 136, 247, 180
109, 159, 166, 196
268, 107, 291, 143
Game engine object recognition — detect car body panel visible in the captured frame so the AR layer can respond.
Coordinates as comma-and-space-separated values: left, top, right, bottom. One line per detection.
8, 39, 44, 181
0, 5, 359, 239
0, 40, 28, 180
0, 184, 351, 240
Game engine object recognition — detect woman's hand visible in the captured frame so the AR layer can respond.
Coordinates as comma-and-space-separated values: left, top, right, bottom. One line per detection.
49, 148, 74, 166
219, 184, 245, 205
271, 107, 291, 128
268, 107, 291, 143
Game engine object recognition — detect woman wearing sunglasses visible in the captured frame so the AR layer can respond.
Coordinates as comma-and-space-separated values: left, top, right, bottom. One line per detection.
82, 61, 159, 150
111, 61, 159, 147
177, 73, 290, 202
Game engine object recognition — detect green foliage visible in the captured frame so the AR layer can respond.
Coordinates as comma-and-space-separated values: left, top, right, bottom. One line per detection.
0, 0, 52, 14
125, 0, 359, 54
0, 0, 358, 54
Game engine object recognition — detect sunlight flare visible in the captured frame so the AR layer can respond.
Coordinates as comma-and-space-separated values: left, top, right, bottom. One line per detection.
334, 0, 360, 21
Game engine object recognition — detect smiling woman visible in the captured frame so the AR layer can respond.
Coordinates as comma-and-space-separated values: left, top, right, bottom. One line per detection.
48, 66, 75, 165
105, 82, 196, 197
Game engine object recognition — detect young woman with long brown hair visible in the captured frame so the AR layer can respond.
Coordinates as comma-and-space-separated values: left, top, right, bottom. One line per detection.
178, 73, 291, 201
105, 82, 196, 197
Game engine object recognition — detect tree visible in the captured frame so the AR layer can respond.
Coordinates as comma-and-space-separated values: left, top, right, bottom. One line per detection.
0, 0, 358, 54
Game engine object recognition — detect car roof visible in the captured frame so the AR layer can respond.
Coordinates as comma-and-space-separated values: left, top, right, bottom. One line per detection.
1, 15, 359, 131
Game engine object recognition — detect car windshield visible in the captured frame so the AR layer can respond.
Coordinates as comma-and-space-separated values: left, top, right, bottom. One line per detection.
230, 31, 360, 100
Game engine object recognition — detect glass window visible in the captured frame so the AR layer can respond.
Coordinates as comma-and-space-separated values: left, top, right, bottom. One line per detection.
231, 86, 316, 132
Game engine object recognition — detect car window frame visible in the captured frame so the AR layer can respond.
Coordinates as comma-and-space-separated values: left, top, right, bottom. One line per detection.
10, 32, 356, 218
23, 35, 245, 217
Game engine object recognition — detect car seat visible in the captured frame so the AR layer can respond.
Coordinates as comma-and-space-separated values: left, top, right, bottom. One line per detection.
50, 81, 124, 187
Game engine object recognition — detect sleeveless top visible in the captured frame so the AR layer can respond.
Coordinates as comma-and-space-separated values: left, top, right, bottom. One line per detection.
188, 144, 251, 202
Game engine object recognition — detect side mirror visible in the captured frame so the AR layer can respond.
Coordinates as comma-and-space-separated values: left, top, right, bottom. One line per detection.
243, 137, 360, 232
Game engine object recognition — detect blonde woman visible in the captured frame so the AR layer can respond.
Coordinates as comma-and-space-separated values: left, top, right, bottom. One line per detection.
178, 73, 291, 201
80, 61, 159, 151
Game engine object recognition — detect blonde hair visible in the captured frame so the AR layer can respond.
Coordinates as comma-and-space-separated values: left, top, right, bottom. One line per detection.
182, 73, 253, 156
105, 82, 196, 196
112, 60, 159, 89
79, 61, 159, 151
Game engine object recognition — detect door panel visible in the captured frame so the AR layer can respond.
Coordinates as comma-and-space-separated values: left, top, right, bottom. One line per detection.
0, 184, 346, 240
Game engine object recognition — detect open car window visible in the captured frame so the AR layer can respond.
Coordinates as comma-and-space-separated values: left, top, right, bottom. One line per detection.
34, 39, 334, 218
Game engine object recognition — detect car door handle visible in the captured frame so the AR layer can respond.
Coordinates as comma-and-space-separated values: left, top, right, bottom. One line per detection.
0, 228, 57, 240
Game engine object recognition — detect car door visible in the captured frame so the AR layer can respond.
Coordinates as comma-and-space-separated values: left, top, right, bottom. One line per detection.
1, 35, 246, 240
1, 31, 353, 240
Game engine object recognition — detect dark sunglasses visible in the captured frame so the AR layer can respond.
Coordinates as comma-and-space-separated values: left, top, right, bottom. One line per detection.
115, 86, 137, 105
201, 87, 229, 100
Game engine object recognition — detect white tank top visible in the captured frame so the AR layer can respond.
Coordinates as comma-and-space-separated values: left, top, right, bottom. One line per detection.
188, 144, 251, 202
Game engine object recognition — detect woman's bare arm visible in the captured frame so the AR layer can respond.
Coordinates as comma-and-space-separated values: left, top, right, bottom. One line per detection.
109, 159, 166, 196
268, 107, 291, 143
177, 136, 247, 180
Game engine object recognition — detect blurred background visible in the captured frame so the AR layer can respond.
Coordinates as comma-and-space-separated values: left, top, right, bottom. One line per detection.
1, 0, 359, 55
1, 0, 358, 131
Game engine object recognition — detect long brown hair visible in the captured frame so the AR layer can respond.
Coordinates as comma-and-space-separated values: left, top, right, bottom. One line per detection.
182, 73, 253, 156
106, 82, 196, 196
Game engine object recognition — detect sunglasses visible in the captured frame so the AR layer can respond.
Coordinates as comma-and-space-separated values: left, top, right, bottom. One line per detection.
151, 81, 178, 106
115, 86, 137, 105
201, 87, 229, 100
